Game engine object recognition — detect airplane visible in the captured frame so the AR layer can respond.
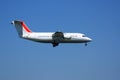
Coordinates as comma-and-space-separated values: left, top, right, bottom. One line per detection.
11, 20, 92, 47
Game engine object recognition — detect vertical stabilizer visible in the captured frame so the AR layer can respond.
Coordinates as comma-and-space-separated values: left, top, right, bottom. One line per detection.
11, 20, 32, 37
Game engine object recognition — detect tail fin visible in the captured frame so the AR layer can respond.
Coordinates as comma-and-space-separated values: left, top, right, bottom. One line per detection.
11, 20, 32, 37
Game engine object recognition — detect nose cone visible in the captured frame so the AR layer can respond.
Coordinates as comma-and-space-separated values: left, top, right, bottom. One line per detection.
86, 37, 92, 42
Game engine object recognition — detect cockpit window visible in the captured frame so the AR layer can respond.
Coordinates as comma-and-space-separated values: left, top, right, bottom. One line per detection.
82, 35, 86, 37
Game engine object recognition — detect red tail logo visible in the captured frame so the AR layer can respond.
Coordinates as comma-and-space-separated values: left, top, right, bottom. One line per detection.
21, 21, 32, 33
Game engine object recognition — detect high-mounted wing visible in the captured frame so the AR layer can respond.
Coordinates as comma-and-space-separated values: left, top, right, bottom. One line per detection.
52, 31, 64, 47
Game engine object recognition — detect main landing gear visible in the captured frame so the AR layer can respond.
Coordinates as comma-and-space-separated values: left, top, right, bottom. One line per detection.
52, 40, 59, 47
52, 43, 59, 47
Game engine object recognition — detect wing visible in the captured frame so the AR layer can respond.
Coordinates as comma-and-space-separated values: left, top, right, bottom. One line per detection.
52, 31, 64, 47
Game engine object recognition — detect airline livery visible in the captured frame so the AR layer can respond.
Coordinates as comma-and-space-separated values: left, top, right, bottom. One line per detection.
11, 20, 92, 47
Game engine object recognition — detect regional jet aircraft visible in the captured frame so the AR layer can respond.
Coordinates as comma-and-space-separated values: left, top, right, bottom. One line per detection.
11, 20, 92, 47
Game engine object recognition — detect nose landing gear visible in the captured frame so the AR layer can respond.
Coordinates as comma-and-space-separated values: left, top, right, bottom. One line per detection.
85, 43, 87, 46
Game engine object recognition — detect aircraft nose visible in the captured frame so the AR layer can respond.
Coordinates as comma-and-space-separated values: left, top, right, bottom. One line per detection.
86, 37, 92, 42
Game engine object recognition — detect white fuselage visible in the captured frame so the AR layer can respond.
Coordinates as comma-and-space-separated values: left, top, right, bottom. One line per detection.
11, 20, 92, 47
23, 32, 92, 43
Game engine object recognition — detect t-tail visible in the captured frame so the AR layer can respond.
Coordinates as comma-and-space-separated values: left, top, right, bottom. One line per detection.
11, 20, 32, 38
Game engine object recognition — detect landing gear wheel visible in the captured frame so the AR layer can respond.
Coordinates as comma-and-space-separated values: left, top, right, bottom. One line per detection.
52, 42, 59, 47
85, 43, 87, 46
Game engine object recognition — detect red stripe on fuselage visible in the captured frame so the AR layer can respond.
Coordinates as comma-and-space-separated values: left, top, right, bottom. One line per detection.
21, 22, 31, 33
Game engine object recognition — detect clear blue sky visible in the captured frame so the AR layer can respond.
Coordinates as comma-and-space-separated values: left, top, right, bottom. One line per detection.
0, 0, 120, 80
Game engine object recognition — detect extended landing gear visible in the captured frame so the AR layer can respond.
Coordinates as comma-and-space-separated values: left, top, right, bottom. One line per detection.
85, 43, 88, 46
52, 40, 59, 47
52, 43, 59, 47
